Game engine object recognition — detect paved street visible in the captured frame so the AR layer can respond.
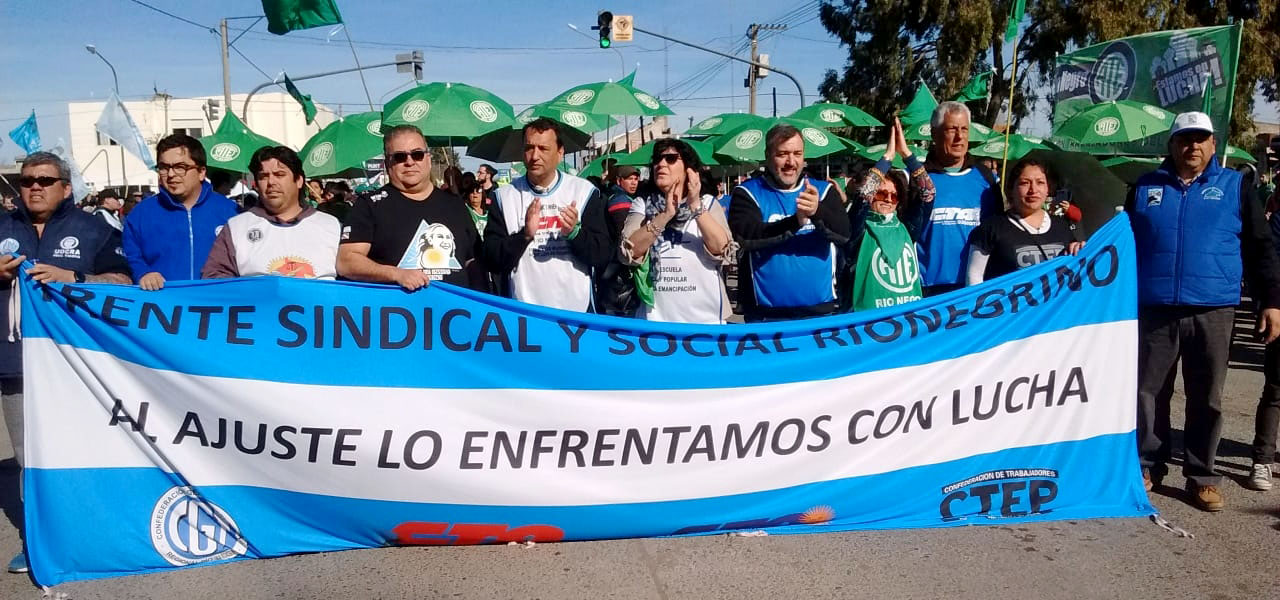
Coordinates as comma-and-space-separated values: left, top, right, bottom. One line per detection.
0, 308, 1277, 600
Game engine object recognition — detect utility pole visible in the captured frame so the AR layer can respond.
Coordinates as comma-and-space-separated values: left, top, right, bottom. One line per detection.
220, 19, 233, 112
746, 24, 785, 115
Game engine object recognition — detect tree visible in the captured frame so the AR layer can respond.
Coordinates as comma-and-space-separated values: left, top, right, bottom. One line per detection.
818, 0, 1280, 145
817, 0, 1032, 131
1023, 0, 1279, 146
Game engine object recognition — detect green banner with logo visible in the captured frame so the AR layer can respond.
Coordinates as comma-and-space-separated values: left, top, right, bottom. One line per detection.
1051, 24, 1241, 156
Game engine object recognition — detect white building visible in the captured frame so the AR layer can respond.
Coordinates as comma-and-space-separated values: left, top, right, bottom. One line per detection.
68, 92, 336, 192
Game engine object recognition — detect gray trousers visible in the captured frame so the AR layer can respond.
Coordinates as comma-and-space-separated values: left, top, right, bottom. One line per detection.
1, 378, 20, 469
1137, 305, 1233, 486
1255, 340, 1280, 464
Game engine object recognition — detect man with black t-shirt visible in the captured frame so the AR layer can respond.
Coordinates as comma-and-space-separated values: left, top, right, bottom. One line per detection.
337, 125, 483, 290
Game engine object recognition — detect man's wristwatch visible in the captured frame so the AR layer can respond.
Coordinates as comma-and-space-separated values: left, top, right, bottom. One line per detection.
73, 271, 86, 283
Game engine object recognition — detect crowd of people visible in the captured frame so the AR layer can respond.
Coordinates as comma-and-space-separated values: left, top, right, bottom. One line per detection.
1, 100, 1279, 574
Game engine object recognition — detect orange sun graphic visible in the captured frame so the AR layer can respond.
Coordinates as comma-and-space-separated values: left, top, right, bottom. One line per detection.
266, 256, 317, 279
798, 505, 835, 525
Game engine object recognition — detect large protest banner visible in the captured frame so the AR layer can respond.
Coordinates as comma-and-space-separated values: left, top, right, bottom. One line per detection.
19, 215, 1152, 586
1052, 24, 1241, 155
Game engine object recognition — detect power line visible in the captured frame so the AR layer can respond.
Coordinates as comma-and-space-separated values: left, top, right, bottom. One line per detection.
127, 0, 216, 33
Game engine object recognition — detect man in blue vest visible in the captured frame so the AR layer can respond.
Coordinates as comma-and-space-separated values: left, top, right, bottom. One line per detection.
902, 102, 1002, 297
728, 124, 851, 321
1127, 111, 1280, 511
0, 152, 132, 574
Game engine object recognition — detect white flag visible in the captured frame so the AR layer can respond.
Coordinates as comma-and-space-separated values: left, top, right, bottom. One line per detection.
95, 93, 155, 169
47, 140, 90, 202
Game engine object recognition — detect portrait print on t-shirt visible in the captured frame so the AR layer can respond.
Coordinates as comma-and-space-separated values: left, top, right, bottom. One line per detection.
397, 220, 463, 279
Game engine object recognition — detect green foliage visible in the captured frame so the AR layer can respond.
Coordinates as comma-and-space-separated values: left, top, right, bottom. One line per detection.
818, 0, 1280, 145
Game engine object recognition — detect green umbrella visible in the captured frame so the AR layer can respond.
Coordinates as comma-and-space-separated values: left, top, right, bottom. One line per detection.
709, 118, 851, 163
515, 102, 616, 134
616, 139, 720, 167
686, 113, 771, 137
1052, 100, 1174, 146
382, 82, 516, 144
579, 152, 628, 178
1225, 144, 1257, 164
549, 79, 675, 117
857, 143, 928, 169
465, 125, 591, 163
1100, 156, 1162, 185
789, 103, 883, 128
200, 111, 283, 173
968, 134, 1054, 160
904, 120, 996, 143
300, 111, 384, 178
510, 162, 576, 176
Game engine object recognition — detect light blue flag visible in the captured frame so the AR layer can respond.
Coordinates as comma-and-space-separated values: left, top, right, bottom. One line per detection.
8, 110, 41, 154
95, 93, 156, 169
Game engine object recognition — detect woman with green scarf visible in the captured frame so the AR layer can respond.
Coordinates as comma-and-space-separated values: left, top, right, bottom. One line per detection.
841, 118, 932, 312
620, 139, 735, 324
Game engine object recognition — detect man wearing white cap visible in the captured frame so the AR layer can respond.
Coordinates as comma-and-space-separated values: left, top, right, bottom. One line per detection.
1127, 111, 1280, 511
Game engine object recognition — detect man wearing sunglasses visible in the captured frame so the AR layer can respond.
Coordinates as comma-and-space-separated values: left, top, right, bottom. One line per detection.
122, 133, 239, 291
0, 152, 131, 574
337, 125, 483, 290
482, 118, 611, 311
728, 124, 852, 322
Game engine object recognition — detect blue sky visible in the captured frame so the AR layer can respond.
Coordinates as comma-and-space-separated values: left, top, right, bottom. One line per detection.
1, 1, 1275, 166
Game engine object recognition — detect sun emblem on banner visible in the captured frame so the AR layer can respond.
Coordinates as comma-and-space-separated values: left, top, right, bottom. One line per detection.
799, 505, 835, 524
267, 256, 318, 278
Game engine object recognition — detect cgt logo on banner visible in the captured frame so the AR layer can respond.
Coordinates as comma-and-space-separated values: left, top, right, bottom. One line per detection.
18, 215, 1153, 586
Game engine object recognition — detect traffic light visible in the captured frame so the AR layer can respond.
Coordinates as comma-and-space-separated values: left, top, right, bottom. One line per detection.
412, 50, 423, 81
597, 11, 613, 48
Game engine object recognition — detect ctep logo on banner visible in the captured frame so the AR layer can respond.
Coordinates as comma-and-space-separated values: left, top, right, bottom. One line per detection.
18, 215, 1154, 586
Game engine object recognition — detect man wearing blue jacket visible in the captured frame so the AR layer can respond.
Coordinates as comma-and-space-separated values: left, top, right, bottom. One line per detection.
0, 152, 131, 573
1127, 111, 1280, 511
902, 102, 1002, 297
728, 124, 852, 322
123, 134, 239, 290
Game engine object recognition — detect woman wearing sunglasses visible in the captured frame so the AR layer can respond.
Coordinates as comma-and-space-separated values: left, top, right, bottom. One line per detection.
621, 139, 735, 324
840, 118, 930, 312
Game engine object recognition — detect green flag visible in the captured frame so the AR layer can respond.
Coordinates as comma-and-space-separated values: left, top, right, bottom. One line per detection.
618, 70, 636, 87
262, 0, 343, 35
899, 80, 938, 124
1201, 80, 1213, 115
954, 71, 993, 103
1051, 24, 1242, 156
1004, 0, 1025, 43
283, 74, 317, 124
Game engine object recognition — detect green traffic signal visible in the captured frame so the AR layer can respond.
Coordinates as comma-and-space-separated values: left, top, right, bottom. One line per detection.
600, 38, 611, 48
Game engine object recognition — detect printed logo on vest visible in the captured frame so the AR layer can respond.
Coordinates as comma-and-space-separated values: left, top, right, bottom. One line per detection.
53, 236, 80, 259
150, 486, 249, 566
247, 228, 263, 243
1146, 188, 1163, 206
0, 238, 18, 255
267, 256, 317, 278
1201, 186, 1224, 201
870, 246, 920, 294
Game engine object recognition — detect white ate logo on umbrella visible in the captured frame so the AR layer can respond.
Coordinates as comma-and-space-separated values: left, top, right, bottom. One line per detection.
470, 101, 499, 123
516, 109, 535, 124
1141, 105, 1167, 120
309, 142, 334, 167
401, 100, 431, 122
633, 92, 660, 110
697, 117, 722, 130
366, 119, 383, 136
819, 108, 844, 123
734, 129, 763, 150
565, 90, 595, 106
802, 127, 829, 147
1093, 117, 1121, 137
561, 111, 588, 128
210, 143, 240, 162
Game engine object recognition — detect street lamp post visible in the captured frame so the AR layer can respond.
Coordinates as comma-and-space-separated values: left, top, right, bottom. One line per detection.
86, 44, 127, 193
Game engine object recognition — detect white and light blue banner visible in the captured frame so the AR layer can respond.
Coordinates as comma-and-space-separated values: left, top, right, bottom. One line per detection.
20, 215, 1153, 586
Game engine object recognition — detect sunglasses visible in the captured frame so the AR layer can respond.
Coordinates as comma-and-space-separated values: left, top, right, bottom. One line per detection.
388, 149, 427, 164
872, 190, 898, 202
18, 176, 65, 188
655, 153, 681, 165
